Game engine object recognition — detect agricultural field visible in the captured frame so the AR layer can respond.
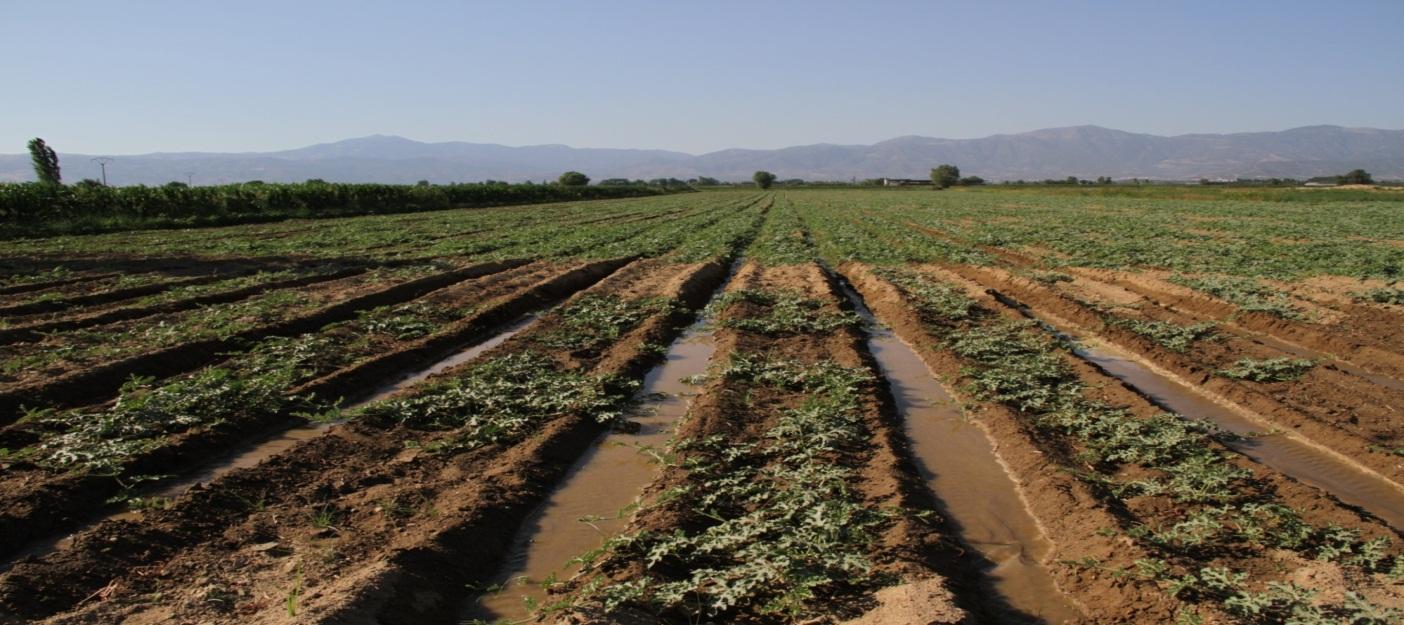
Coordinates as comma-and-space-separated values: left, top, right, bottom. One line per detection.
1, 186, 1403, 624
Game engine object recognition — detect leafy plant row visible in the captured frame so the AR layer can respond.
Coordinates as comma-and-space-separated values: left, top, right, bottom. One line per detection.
566, 353, 890, 620
876, 266, 1399, 624
9, 293, 480, 477
0, 264, 444, 382
358, 289, 688, 450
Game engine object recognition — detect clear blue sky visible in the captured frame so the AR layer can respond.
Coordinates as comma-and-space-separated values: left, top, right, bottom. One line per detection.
3, 0, 1401, 155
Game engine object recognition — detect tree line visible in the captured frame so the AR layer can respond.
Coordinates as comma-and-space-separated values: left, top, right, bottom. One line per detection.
3, 138, 684, 237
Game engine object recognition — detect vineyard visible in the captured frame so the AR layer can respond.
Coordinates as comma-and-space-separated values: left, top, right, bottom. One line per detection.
1, 186, 1403, 624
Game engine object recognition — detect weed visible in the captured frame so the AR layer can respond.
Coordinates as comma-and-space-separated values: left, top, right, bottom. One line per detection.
286, 564, 303, 617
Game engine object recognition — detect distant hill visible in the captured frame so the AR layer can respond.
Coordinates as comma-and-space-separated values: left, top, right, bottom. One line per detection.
4, 125, 1402, 185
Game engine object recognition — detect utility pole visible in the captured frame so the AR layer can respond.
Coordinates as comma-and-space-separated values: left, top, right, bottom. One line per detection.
91, 157, 113, 186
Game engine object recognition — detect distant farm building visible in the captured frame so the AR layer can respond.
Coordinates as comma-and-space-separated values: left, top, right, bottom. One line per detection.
882, 178, 931, 186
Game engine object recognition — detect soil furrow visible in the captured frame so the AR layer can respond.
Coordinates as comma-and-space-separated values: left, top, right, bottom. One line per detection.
0, 259, 622, 566
556, 262, 970, 624
955, 264, 1404, 490
0, 260, 526, 424
0, 273, 121, 297
841, 263, 1171, 623
0, 272, 249, 317
0, 257, 726, 624
864, 263, 1404, 623
1080, 268, 1404, 380
0, 266, 372, 345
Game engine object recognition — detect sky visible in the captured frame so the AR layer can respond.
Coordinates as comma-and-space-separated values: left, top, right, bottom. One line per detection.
2, 0, 1402, 156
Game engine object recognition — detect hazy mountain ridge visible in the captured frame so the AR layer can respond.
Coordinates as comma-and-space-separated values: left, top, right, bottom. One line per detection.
3, 126, 1402, 185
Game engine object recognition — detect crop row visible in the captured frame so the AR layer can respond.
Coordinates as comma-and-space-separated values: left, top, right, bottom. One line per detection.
554, 262, 961, 623
864, 265, 1401, 623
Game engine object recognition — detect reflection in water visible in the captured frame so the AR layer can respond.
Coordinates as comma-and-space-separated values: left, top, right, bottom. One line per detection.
839, 281, 1082, 624
993, 289, 1404, 531
464, 315, 719, 622
1076, 342, 1404, 531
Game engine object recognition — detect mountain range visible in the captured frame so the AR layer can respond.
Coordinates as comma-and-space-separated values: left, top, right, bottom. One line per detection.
3, 125, 1402, 185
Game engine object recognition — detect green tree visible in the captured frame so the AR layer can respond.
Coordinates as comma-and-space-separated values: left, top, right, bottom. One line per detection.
752, 171, 776, 189
958, 176, 985, 186
558, 171, 590, 186
930, 164, 960, 189
27, 138, 61, 185
1339, 169, 1374, 185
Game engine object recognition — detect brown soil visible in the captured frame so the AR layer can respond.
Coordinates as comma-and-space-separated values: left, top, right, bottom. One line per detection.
0, 260, 520, 424
0, 260, 610, 564
1070, 267, 1404, 383
842, 263, 1170, 623
0, 257, 729, 625
951, 264, 1404, 486
557, 262, 970, 624
0, 265, 371, 346
0, 272, 122, 298
845, 263, 1404, 623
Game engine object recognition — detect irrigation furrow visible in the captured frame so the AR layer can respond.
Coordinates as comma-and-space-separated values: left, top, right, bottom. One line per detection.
1082, 268, 1404, 381
0, 266, 372, 345
0, 260, 527, 424
832, 271, 1083, 624
0, 258, 725, 624
461, 257, 741, 622
841, 263, 1167, 623
848, 263, 1404, 623
0, 272, 121, 297
953, 264, 1404, 520
0, 259, 624, 567
981, 284, 1404, 531
552, 262, 973, 624
323, 259, 734, 625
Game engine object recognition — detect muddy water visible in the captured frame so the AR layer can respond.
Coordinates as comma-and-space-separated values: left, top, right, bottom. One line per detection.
1075, 341, 1404, 531
988, 290, 1404, 530
462, 313, 719, 622
837, 281, 1082, 624
0, 315, 542, 571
